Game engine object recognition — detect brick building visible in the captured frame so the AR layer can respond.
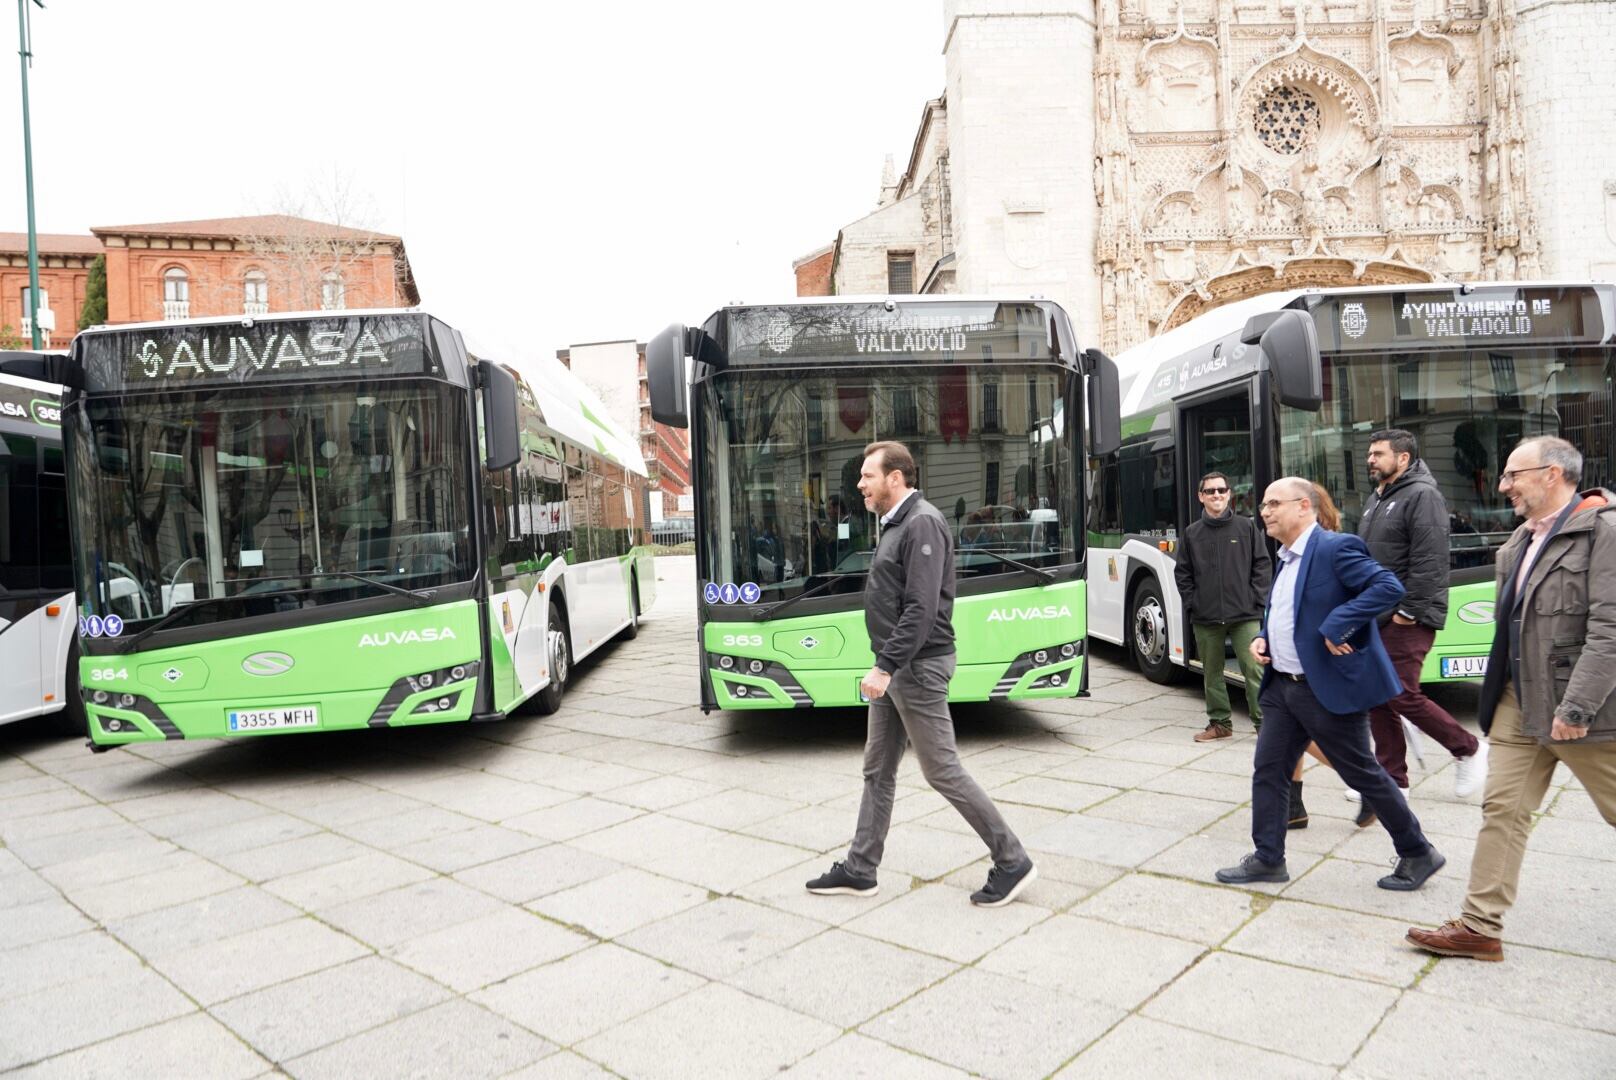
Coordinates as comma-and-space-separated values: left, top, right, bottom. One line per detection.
0, 214, 419, 349
0, 232, 101, 349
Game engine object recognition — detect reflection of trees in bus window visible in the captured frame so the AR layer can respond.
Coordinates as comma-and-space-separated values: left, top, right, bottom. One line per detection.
1279, 347, 1614, 571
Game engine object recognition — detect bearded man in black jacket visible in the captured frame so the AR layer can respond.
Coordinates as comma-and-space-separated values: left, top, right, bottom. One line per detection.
1175, 471, 1273, 741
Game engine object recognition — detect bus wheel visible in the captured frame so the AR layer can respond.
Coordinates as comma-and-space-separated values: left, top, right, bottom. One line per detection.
53, 639, 88, 738
535, 603, 571, 715
621, 575, 640, 641
1129, 577, 1178, 684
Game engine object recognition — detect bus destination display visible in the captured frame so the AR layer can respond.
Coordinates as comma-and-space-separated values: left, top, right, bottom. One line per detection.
723, 302, 1056, 364
1312, 286, 1604, 352
77, 314, 441, 391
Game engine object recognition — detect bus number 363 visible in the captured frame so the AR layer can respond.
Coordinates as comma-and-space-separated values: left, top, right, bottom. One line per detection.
722, 634, 764, 648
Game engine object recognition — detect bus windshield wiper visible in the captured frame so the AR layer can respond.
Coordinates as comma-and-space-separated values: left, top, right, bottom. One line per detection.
964, 547, 1057, 584
120, 596, 237, 652
305, 570, 437, 606
755, 571, 867, 620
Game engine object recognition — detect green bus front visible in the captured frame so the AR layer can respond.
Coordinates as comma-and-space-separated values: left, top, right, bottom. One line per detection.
662, 299, 1114, 711
65, 313, 497, 746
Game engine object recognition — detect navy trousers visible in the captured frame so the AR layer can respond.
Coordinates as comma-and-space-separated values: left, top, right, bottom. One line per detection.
1252, 674, 1432, 866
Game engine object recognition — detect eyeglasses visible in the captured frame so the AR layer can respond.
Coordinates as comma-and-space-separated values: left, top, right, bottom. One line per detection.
1200, 486, 1229, 495
1260, 497, 1306, 511
1499, 465, 1553, 485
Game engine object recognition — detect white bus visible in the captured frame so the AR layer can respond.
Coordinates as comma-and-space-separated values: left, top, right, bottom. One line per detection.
0, 363, 80, 733
1086, 281, 1615, 688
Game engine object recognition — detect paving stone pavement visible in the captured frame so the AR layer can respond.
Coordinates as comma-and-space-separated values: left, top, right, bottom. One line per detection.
2, 557, 1613, 1078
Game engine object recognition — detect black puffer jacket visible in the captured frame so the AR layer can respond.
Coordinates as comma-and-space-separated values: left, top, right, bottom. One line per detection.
1174, 510, 1272, 624
1356, 459, 1450, 628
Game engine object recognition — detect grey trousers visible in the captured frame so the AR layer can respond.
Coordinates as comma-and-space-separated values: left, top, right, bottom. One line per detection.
845, 653, 1028, 876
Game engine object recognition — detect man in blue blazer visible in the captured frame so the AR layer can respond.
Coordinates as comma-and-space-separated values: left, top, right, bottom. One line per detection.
1216, 477, 1446, 890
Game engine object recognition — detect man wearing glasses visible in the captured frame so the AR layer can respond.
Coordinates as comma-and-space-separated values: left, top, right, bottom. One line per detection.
1216, 477, 1444, 892
1174, 472, 1272, 741
1407, 437, 1616, 961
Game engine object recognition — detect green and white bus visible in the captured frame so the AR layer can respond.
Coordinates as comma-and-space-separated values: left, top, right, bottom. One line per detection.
6, 310, 652, 748
1088, 281, 1615, 687
645, 296, 1121, 711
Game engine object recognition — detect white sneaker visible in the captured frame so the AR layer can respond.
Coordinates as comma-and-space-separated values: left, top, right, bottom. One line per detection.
1343, 788, 1361, 803
1453, 741, 1489, 799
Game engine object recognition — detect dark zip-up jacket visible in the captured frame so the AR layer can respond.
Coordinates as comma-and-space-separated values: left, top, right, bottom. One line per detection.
867, 492, 956, 674
1174, 510, 1271, 624
1356, 459, 1450, 629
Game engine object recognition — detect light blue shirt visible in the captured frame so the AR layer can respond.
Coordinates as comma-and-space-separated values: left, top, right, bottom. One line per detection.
1265, 522, 1317, 675
880, 489, 919, 526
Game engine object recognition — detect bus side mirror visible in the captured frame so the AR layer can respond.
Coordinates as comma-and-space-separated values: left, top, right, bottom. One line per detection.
479, 360, 520, 471
647, 323, 689, 428
1242, 309, 1322, 411
1084, 348, 1121, 456
0, 350, 71, 387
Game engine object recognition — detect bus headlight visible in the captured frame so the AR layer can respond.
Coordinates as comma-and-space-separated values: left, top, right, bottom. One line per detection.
748, 659, 764, 674
719, 655, 735, 670
733, 684, 749, 697
1034, 649, 1048, 665
451, 665, 466, 681
119, 694, 136, 708
1060, 643, 1075, 658
93, 690, 108, 704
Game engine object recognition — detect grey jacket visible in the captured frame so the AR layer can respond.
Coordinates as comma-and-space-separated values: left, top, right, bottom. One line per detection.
1357, 459, 1451, 629
1479, 489, 1616, 744
866, 492, 956, 674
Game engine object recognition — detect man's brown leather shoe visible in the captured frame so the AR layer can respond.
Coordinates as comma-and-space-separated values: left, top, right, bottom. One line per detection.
1194, 724, 1232, 742
1405, 919, 1503, 961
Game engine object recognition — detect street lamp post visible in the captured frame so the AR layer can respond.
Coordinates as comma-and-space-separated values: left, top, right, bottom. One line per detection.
15, 0, 43, 350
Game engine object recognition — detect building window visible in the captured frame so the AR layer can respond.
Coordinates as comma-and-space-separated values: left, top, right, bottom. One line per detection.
893, 386, 919, 435
887, 252, 915, 295
984, 461, 1000, 505
1254, 85, 1321, 156
982, 380, 1000, 432
321, 272, 345, 311
243, 270, 268, 315
162, 267, 190, 319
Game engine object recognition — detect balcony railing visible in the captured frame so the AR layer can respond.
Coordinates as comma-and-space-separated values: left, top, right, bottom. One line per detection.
244, 300, 269, 316
163, 300, 190, 320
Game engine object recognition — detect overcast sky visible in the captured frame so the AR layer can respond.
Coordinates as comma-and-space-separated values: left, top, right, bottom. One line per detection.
1, 0, 943, 361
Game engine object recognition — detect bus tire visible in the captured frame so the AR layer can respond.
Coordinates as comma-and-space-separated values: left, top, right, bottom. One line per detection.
52, 638, 88, 738
534, 601, 571, 715
1128, 577, 1179, 685
620, 574, 640, 641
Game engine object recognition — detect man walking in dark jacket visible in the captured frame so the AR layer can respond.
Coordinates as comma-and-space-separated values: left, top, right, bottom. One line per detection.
1175, 471, 1272, 741
1358, 429, 1487, 798
807, 441, 1036, 908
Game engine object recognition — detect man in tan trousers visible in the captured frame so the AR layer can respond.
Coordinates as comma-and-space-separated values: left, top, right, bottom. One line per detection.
1406, 436, 1616, 961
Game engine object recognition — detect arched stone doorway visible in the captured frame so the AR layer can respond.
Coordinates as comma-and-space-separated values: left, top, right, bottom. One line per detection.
1160, 257, 1437, 333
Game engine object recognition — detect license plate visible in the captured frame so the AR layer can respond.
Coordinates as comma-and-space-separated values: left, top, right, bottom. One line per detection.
227, 705, 320, 733
1440, 656, 1488, 679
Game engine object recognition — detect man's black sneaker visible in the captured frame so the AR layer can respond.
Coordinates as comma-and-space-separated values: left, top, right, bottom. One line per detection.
1215, 853, 1290, 884
970, 860, 1037, 907
805, 861, 878, 896
1355, 802, 1378, 829
1378, 849, 1446, 892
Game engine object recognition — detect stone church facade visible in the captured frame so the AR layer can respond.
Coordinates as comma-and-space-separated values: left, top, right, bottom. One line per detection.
805, 0, 1616, 354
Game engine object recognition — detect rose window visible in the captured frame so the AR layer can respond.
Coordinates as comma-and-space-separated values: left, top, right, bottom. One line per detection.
1253, 85, 1321, 155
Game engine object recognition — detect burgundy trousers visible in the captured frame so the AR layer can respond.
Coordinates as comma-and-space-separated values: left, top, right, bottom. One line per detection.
1369, 620, 1481, 788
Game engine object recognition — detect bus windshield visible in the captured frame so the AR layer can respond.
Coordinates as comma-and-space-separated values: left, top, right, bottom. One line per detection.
697, 364, 1078, 601
71, 379, 473, 629
1279, 345, 1615, 569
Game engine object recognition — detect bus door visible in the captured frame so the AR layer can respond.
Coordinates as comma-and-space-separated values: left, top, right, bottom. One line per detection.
1175, 382, 1265, 682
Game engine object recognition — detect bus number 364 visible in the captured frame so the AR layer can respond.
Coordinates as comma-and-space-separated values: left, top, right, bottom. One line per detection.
722, 634, 764, 648
90, 668, 129, 681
